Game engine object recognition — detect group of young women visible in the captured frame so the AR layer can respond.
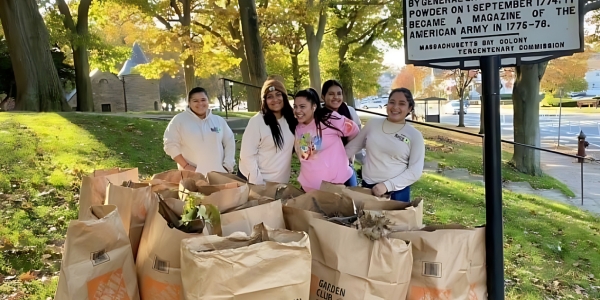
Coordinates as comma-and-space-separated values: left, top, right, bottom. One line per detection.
163, 79, 425, 202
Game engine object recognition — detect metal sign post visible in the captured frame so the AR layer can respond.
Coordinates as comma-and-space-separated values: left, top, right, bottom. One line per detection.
402, 0, 584, 298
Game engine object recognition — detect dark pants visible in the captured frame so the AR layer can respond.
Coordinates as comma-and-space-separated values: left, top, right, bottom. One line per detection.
361, 181, 411, 202
236, 169, 248, 181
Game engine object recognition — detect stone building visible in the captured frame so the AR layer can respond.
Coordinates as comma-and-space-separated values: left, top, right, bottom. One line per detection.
67, 43, 160, 112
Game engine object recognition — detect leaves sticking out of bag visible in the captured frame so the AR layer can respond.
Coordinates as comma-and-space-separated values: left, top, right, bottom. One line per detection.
156, 193, 220, 234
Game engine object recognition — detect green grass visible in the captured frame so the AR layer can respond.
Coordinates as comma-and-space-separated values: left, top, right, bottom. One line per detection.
423, 136, 575, 197
0, 112, 598, 299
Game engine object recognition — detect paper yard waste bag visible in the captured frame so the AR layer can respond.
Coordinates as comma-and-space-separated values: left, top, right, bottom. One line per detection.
282, 190, 355, 233
55, 205, 140, 300
249, 181, 305, 201
151, 169, 206, 183
79, 168, 139, 219
136, 197, 209, 300
308, 218, 413, 300
220, 198, 285, 236
105, 182, 155, 260
180, 223, 311, 300
179, 178, 249, 213
320, 181, 423, 230
388, 225, 487, 300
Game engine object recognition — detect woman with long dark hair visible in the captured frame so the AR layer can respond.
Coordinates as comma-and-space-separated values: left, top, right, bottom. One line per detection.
345, 88, 425, 202
164, 87, 236, 175
238, 79, 298, 184
321, 79, 364, 186
294, 87, 360, 192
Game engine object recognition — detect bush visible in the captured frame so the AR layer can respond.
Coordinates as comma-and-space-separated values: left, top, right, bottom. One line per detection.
541, 96, 579, 107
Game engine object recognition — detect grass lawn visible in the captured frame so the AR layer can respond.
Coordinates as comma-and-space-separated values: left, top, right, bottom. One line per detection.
0, 112, 598, 299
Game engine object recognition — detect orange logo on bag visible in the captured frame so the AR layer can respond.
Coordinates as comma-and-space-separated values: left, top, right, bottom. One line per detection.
141, 276, 182, 300
408, 286, 452, 300
309, 274, 319, 295
87, 268, 131, 300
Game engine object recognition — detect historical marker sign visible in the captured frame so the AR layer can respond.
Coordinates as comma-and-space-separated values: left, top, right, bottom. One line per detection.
403, 0, 585, 68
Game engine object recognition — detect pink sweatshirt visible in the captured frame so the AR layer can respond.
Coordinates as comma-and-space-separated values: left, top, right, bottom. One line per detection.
295, 111, 360, 192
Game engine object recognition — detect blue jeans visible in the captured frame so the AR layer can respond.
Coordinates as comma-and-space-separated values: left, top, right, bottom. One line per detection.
361, 181, 411, 202
344, 167, 358, 187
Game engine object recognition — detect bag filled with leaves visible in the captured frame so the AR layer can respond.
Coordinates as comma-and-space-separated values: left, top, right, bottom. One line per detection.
179, 175, 250, 213
388, 225, 487, 300
135, 193, 219, 300
248, 181, 305, 201
320, 181, 424, 230
180, 223, 311, 300
55, 205, 140, 300
79, 167, 139, 220
281, 190, 356, 233
219, 197, 286, 236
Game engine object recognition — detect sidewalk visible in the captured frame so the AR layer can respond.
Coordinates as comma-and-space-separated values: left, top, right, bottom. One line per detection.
540, 151, 600, 215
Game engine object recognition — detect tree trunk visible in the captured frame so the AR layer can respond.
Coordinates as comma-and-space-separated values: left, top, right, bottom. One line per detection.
511, 63, 547, 176
304, 2, 326, 92
0, 0, 68, 111
291, 53, 301, 93
73, 45, 94, 111
458, 97, 465, 127
239, 0, 267, 112
338, 59, 355, 108
181, 1, 195, 92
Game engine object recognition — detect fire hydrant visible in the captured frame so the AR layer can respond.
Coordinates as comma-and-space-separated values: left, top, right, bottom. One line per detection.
577, 130, 588, 163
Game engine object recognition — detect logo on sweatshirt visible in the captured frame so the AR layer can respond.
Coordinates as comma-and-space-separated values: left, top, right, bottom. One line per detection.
297, 133, 322, 160
394, 133, 410, 145
210, 126, 221, 133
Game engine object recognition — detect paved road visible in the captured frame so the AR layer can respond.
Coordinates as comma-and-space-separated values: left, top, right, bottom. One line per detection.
356, 107, 600, 157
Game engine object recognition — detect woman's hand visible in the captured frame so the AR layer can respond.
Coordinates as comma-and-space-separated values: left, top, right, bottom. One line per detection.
372, 183, 388, 197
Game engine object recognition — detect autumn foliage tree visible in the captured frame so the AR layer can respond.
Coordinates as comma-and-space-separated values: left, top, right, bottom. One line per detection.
391, 65, 430, 96
541, 51, 590, 94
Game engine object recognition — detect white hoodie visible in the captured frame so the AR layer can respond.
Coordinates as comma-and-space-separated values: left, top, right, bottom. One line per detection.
163, 108, 235, 175
238, 112, 295, 185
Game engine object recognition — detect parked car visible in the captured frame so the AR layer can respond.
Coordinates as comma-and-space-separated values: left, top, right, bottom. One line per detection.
360, 99, 385, 109
443, 100, 468, 115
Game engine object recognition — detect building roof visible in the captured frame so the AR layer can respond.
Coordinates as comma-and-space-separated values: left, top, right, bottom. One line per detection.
118, 42, 149, 77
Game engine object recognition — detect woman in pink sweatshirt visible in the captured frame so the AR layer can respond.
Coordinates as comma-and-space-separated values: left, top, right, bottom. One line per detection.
293, 88, 360, 192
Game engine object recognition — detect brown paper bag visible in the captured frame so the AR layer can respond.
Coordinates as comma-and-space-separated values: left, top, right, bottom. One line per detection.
79, 168, 139, 219
206, 171, 247, 184
220, 199, 285, 236
282, 190, 355, 233
180, 223, 311, 300
320, 181, 424, 230
105, 182, 155, 260
388, 226, 487, 300
180, 180, 250, 213
249, 181, 305, 200
151, 169, 206, 182
308, 218, 413, 300
136, 198, 208, 300
55, 205, 140, 300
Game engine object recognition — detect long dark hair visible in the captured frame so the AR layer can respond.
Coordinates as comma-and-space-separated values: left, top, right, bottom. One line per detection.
321, 79, 353, 145
261, 91, 297, 151
294, 88, 343, 139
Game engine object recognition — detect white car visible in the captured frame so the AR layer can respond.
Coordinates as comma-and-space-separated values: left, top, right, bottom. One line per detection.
443, 101, 468, 115
360, 99, 385, 109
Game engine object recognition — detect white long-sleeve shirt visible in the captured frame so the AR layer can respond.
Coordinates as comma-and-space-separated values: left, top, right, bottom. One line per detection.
345, 117, 425, 192
163, 108, 236, 175
238, 113, 295, 185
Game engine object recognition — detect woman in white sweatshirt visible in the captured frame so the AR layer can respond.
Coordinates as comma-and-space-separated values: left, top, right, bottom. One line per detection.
321, 79, 364, 186
345, 88, 425, 202
163, 87, 236, 175
237, 79, 298, 185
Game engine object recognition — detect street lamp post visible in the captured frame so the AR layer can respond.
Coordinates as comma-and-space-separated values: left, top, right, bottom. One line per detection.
557, 88, 563, 148
227, 81, 233, 119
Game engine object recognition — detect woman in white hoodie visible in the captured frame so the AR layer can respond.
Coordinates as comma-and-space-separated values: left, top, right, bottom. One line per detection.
237, 79, 298, 185
163, 87, 236, 175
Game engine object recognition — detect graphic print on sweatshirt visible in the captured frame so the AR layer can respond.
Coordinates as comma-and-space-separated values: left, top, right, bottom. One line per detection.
297, 132, 322, 160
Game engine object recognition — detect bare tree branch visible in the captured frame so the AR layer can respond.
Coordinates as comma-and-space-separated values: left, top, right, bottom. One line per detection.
56, 0, 76, 32
193, 20, 238, 53
155, 14, 173, 30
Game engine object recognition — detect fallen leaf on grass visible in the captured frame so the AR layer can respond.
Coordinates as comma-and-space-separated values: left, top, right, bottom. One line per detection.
18, 271, 36, 282
574, 285, 587, 295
